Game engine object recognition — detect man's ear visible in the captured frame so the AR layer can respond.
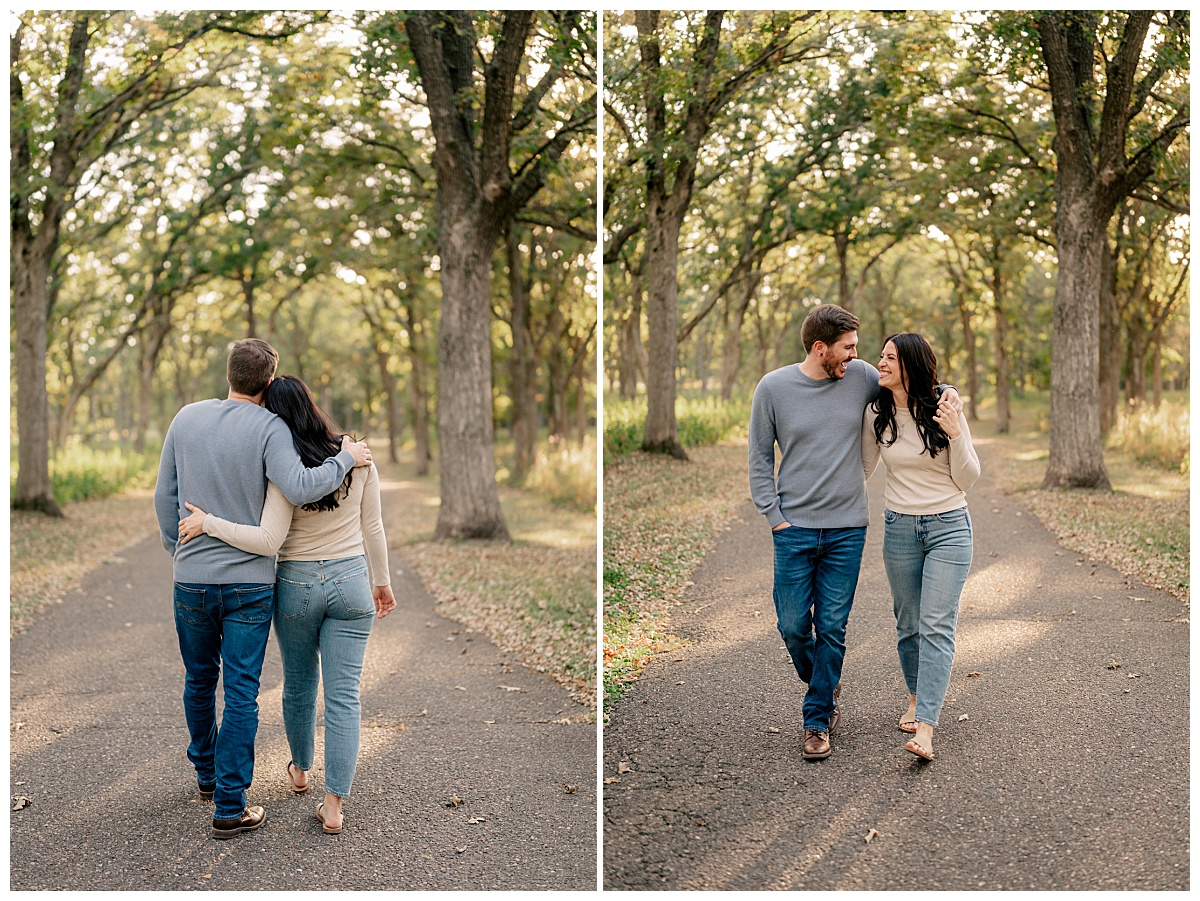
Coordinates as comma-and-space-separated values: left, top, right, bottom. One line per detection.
811, 340, 827, 356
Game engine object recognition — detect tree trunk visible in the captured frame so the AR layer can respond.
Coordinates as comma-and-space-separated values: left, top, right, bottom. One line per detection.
989, 265, 1009, 433
1124, 308, 1148, 409
715, 280, 753, 400
1098, 237, 1120, 434
375, 346, 402, 464
1151, 330, 1163, 407
1041, 219, 1111, 489
952, 285, 980, 424
506, 228, 538, 480
641, 212, 686, 457
12, 231, 62, 515
433, 230, 509, 538
834, 232, 851, 310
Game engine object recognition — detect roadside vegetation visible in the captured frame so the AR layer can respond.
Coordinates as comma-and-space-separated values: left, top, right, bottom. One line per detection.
603, 396, 751, 708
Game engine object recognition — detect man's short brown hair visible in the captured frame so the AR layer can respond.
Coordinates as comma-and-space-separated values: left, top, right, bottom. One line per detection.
801, 304, 860, 353
226, 338, 278, 397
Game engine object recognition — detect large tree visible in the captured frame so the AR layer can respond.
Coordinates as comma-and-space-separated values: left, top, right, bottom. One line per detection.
10, 11, 319, 514
1033, 10, 1188, 488
618, 10, 835, 457
398, 11, 594, 538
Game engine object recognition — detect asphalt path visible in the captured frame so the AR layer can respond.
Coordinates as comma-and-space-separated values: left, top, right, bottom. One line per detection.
602, 437, 1189, 890
10, 484, 596, 891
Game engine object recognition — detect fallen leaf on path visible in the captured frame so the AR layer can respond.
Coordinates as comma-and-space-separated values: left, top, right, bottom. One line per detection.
418, 709, 428, 717
11, 723, 25, 731
468, 816, 486, 824
454, 685, 467, 691
767, 727, 781, 734
562, 783, 579, 794
12, 797, 31, 811
445, 793, 464, 808
1106, 660, 1120, 670
395, 723, 405, 731
456, 846, 467, 854
604, 777, 621, 784
484, 719, 496, 724
500, 685, 527, 693
618, 761, 633, 774
865, 828, 879, 843
966, 672, 982, 678
958, 714, 969, 722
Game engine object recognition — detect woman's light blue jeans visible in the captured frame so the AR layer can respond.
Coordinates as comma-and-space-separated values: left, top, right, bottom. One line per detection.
882, 507, 973, 727
274, 556, 375, 798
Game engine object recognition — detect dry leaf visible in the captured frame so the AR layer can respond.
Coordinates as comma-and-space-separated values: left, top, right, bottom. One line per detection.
966, 672, 982, 678
500, 685, 527, 693
468, 816, 486, 824
618, 761, 632, 774
11, 723, 25, 731
604, 777, 621, 784
767, 727, 781, 734
455, 846, 467, 854
958, 714, 969, 722
12, 796, 31, 811
865, 828, 879, 843
562, 783, 579, 794
1106, 660, 1120, 670
418, 709, 428, 717
454, 685, 467, 691
445, 793, 464, 808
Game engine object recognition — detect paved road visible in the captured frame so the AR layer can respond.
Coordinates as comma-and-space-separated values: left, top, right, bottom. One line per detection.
10, 486, 596, 891
603, 438, 1189, 890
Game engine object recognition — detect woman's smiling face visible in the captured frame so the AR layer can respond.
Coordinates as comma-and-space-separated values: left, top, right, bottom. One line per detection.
878, 340, 905, 392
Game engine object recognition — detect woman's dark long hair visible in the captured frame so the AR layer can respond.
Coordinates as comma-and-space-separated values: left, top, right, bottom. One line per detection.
871, 333, 949, 458
264, 374, 353, 512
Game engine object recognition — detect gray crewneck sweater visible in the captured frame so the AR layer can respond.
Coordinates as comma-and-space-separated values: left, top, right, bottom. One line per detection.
748, 359, 881, 529
153, 398, 355, 584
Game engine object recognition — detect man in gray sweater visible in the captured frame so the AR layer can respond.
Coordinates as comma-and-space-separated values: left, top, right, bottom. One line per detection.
749, 304, 957, 760
154, 338, 370, 838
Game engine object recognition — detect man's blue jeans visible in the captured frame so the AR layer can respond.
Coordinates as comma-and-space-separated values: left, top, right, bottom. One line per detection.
882, 508, 973, 726
273, 556, 376, 799
771, 525, 867, 732
173, 582, 274, 821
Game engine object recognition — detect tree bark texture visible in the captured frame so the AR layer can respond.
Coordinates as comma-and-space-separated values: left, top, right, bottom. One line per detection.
408, 11, 538, 539
1037, 10, 1184, 488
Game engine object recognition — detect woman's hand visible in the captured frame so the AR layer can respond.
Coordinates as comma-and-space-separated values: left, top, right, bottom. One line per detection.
374, 584, 397, 618
933, 399, 962, 439
177, 502, 208, 546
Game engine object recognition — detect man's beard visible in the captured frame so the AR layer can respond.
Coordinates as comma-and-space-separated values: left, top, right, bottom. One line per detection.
822, 356, 847, 379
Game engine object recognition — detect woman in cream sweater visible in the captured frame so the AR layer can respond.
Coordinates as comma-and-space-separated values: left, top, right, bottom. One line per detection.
862, 333, 980, 761
178, 375, 396, 833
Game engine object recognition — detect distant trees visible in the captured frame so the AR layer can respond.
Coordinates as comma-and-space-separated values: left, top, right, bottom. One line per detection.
604, 9, 1190, 487
12, 11, 597, 531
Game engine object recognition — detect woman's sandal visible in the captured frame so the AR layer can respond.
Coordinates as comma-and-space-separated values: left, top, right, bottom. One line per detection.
905, 738, 935, 761
898, 717, 918, 734
287, 761, 310, 794
315, 801, 343, 835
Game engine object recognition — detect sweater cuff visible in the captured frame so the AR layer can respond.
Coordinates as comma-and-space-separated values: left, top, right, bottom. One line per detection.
765, 503, 787, 529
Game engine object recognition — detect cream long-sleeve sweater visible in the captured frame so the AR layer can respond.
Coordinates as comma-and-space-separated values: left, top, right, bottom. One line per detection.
861, 407, 980, 514
201, 462, 391, 587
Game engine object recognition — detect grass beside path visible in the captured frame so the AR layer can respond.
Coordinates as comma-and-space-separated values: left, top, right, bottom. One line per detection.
375, 452, 597, 714
602, 442, 750, 709
10, 490, 160, 633
977, 395, 1189, 605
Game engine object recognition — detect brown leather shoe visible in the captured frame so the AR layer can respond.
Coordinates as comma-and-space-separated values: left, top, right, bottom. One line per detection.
829, 682, 842, 735
211, 805, 266, 839
802, 729, 831, 759
198, 781, 215, 802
